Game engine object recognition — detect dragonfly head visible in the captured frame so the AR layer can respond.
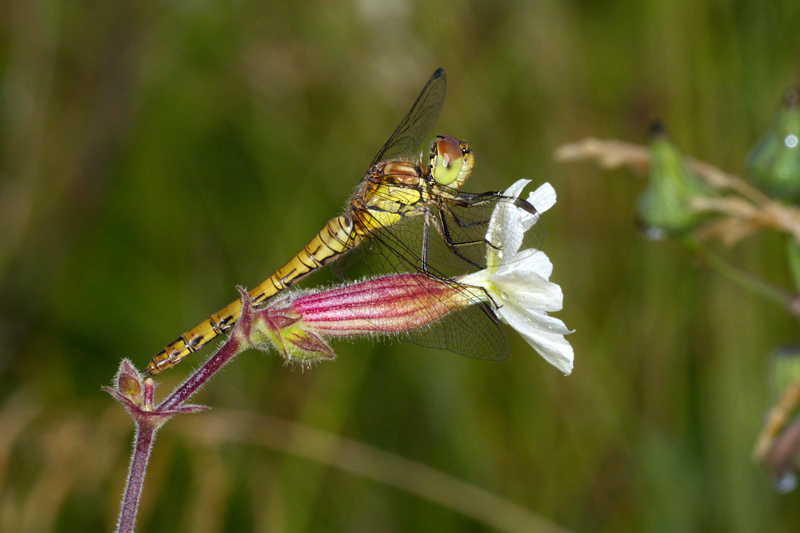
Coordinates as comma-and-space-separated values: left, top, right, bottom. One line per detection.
429, 134, 474, 189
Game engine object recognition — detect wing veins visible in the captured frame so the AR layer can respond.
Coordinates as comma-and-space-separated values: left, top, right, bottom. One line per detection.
370, 69, 447, 166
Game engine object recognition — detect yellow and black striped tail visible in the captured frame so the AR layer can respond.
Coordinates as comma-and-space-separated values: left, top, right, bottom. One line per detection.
146, 215, 359, 374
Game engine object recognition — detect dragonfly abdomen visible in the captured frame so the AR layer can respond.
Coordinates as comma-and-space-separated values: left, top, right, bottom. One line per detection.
146, 215, 361, 374
250, 215, 360, 305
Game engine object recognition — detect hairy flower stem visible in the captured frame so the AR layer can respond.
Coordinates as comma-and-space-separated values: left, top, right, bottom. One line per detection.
160, 333, 244, 410
117, 423, 156, 533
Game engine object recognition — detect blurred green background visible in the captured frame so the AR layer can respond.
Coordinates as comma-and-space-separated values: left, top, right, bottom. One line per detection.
2, 0, 800, 531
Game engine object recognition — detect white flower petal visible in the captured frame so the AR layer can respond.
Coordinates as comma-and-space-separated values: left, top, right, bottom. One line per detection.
527, 182, 556, 214
519, 309, 573, 335
498, 304, 573, 374
519, 327, 574, 375
465, 180, 574, 374
502, 179, 532, 198
486, 208, 525, 267
502, 283, 563, 313
494, 250, 553, 280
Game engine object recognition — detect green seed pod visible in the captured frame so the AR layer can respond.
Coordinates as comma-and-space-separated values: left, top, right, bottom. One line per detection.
748, 87, 800, 202
637, 122, 709, 239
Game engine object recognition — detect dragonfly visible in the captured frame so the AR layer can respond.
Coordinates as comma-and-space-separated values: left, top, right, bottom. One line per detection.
147, 68, 543, 374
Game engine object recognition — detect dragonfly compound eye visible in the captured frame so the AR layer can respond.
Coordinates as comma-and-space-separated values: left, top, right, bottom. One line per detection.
432, 135, 465, 186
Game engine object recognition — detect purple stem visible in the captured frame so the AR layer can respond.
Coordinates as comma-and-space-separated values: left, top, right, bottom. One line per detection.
117, 422, 156, 533
159, 336, 242, 411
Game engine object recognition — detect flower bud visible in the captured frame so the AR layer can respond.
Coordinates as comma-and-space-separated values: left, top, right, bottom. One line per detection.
248, 274, 472, 365
115, 359, 143, 406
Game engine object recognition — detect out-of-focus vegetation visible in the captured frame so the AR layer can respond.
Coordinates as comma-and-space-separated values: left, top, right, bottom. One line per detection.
3, 0, 800, 531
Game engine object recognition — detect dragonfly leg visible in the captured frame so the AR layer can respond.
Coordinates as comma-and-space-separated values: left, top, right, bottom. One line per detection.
431, 205, 491, 269
446, 191, 537, 221
420, 207, 486, 272
443, 190, 498, 209
435, 192, 539, 260
443, 276, 503, 321
409, 212, 499, 313
421, 211, 431, 273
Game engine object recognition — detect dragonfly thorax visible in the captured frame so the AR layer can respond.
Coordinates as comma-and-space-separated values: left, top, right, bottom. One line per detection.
358, 160, 428, 214
429, 134, 474, 188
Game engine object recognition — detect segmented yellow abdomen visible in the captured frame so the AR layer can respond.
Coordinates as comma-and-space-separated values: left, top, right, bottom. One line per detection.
146, 215, 360, 374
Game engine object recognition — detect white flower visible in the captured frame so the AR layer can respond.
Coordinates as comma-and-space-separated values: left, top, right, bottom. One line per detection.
461, 179, 574, 375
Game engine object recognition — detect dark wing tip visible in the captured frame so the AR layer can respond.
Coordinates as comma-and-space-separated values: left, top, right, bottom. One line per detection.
513, 197, 538, 215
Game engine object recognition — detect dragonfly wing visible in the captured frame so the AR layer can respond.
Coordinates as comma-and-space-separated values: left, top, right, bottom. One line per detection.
333, 216, 509, 361
370, 69, 447, 166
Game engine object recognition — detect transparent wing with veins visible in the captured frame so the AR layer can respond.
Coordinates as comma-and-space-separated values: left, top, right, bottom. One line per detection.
370, 68, 447, 166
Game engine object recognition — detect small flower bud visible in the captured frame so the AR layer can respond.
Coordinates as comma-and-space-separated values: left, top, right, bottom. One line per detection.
116, 359, 143, 406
